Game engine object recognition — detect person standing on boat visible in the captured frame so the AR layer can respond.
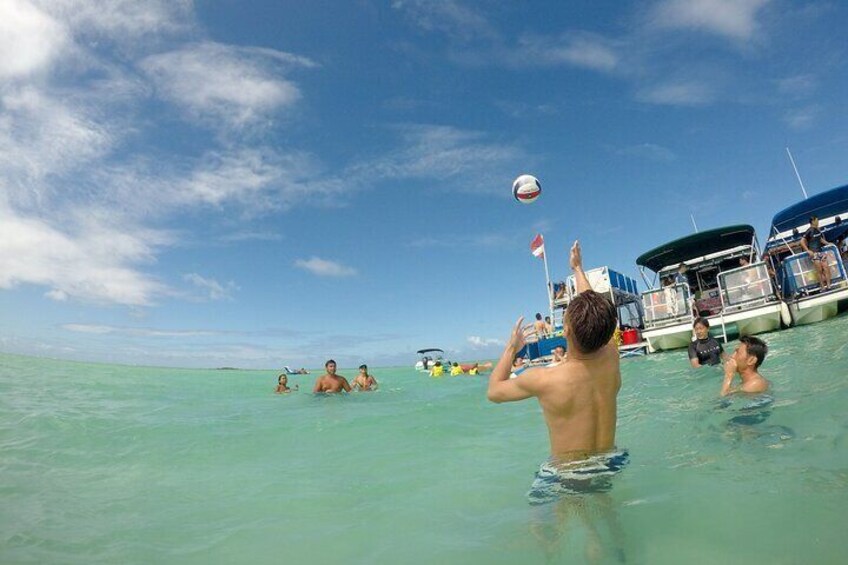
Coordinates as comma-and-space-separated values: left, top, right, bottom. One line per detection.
312, 360, 352, 393
800, 216, 832, 290
488, 240, 625, 474
533, 313, 548, 337
688, 317, 724, 367
720, 336, 770, 396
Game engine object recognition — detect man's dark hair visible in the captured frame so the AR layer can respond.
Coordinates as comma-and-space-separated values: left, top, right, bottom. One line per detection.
535, 313, 542, 320
740, 336, 768, 368
693, 317, 710, 328
810, 215, 818, 223
359, 364, 367, 370
325, 359, 336, 367
564, 290, 617, 353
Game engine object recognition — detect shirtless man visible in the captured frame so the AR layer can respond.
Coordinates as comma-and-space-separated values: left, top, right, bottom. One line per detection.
533, 313, 547, 337
351, 364, 378, 391
720, 336, 769, 397
488, 240, 622, 464
312, 360, 352, 393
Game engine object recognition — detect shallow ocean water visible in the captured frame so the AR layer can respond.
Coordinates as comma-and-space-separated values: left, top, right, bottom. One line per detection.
2, 316, 848, 564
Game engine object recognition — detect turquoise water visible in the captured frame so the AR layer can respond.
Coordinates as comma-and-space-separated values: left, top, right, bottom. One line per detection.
3, 317, 848, 564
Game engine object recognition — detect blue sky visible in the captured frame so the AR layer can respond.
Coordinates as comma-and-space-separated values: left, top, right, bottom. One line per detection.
1, 0, 846, 369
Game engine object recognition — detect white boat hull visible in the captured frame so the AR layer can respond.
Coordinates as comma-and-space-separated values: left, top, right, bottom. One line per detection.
787, 286, 848, 326
643, 302, 783, 352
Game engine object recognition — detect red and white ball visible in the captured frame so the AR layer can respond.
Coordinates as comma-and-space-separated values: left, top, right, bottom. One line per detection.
512, 174, 541, 204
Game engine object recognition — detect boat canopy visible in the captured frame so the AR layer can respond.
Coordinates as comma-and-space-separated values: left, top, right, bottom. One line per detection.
416, 348, 444, 355
636, 225, 756, 273
769, 183, 848, 234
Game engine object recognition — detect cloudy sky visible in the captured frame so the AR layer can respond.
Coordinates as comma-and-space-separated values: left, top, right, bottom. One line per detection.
1, 0, 846, 368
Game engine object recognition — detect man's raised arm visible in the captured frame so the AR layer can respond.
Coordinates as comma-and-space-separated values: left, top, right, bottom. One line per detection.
570, 240, 593, 294
488, 317, 536, 403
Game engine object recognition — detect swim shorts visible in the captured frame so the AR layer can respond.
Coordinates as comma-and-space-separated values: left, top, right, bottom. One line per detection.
813, 252, 827, 262
527, 450, 629, 505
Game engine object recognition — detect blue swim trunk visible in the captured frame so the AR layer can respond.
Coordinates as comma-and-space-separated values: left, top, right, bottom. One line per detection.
812, 252, 827, 262
527, 450, 629, 505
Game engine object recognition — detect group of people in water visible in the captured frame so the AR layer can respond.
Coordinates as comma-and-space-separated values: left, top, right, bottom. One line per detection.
274, 360, 378, 394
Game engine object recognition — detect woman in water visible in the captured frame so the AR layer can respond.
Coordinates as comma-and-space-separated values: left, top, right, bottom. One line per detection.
275, 374, 298, 394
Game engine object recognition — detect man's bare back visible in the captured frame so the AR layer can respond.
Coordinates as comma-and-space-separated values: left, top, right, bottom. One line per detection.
487, 241, 621, 462
531, 343, 620, 459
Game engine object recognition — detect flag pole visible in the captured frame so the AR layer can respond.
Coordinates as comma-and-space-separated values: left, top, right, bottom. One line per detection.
541, 239, 554, 322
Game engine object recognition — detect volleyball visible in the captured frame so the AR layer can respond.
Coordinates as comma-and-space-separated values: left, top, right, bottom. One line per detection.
512, 174, 541, 204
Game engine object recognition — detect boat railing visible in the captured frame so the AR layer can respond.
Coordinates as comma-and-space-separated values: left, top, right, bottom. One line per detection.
779, 245, 846, 297
717, 263, 776, 312
641, 283, 693, 329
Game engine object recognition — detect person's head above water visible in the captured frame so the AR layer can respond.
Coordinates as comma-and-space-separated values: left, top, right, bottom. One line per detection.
564, 290, 617, 354
735, 336, 768, 370
278, 374, 287, 385
452, 362, 459, 367
325, 359, 337, 374
358, 364, 367, 374
693, 317, 710, 340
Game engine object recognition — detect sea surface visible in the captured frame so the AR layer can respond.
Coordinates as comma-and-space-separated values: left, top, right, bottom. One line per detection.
3, 316, 848, 564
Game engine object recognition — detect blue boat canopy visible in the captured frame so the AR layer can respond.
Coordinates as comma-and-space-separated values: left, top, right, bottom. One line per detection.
416, 348, 444, 355
770, 183, 848, 234
636, 225, 755, 273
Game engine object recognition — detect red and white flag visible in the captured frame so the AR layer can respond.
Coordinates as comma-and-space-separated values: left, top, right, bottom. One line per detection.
530, 234, 545, 258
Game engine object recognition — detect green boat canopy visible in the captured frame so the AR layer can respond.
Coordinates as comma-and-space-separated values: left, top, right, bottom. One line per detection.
636, 225, 755, 273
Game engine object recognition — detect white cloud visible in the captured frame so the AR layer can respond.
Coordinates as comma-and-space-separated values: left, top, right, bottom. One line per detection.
294, 257, 357, 277
514, 33, 619, 71
183, 273, 238, 301
0, 205, 169, 305
467, 336, 503, 348
617, 143, 676, 161
650, 0, 771, 40
39, 0, 191, 41
637, 81, 714, 106
783, 106, 819, 130
392, 0, 496, 41
141, 42, 316, 128
361, 124, 526, 194
0, 0, 69, 79
776, 74, 817, 99
61, 324, 218, 337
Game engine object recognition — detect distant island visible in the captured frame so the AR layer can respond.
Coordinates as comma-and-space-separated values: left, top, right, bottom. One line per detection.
215, 367, 240, 370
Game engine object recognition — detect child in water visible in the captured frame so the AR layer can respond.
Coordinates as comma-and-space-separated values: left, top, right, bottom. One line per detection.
275, 374, 298, 394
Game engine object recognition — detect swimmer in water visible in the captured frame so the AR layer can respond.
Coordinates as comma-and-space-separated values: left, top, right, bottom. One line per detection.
688, 317, 725, 367
489, 241, 622, 464
551, 345, 566, 365
275, 374, 297, 394
351, 364, 378, 391
312, 360, 352, 393
720, 336, 770, 397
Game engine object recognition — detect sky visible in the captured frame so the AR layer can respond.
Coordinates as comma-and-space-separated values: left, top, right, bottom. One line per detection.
1, 0, 846, 369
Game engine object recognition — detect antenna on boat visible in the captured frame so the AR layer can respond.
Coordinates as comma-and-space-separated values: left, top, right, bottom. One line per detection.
689, 214, 699, 233
785, 147, 809, 199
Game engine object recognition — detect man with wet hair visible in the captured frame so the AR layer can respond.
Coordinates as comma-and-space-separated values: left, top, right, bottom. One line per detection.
351, 364, 378, 391
488, 240, 623, 465
720, 336, 770, 397
312, 359, 352, 393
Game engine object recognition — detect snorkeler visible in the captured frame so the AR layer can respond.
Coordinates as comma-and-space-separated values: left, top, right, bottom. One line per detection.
351, 364, 378, 391
688, 317, 724, 367
429, 361, 444, 377
275, 374, 298, 394
488, 240, 623, 466
720, 336, 770, 397
312, 360, 352, 393
450, 362, 464, 376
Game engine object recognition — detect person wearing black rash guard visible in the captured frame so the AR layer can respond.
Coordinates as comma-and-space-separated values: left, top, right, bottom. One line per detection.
800, 215, 831, 290
688, 317, 724, 367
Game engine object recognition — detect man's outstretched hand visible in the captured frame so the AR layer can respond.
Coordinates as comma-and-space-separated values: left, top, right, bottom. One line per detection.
508, 316, 526, 352
570, 240, 583, 271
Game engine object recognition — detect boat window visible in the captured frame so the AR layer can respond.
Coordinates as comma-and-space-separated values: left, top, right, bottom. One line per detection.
718, 264, 774, 310
641, 284, 692, 327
